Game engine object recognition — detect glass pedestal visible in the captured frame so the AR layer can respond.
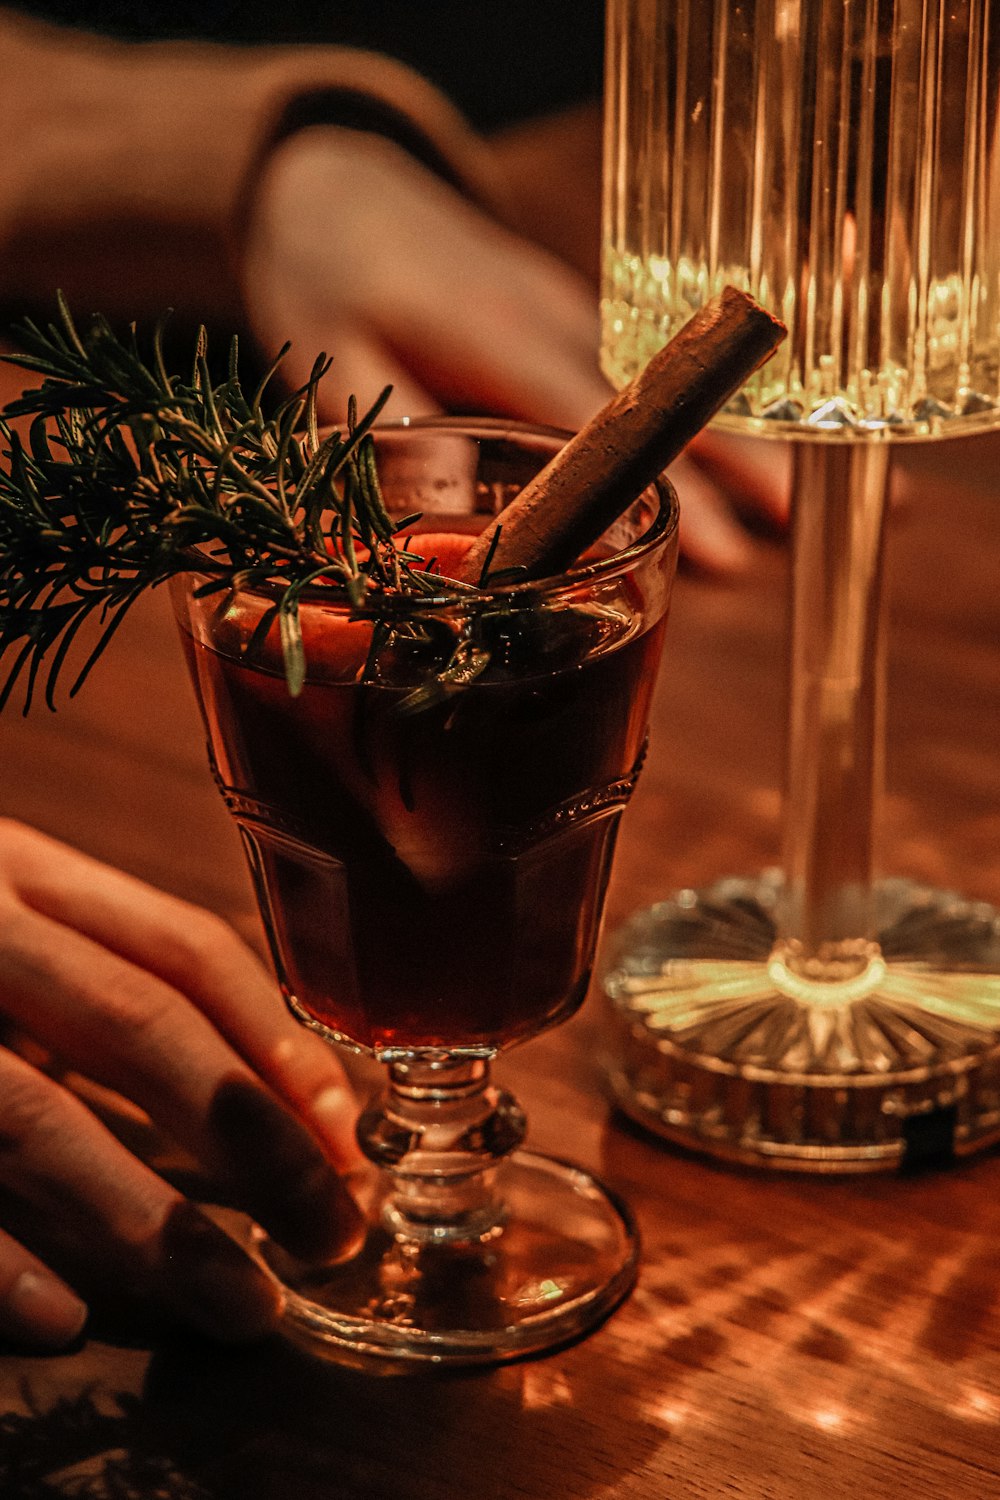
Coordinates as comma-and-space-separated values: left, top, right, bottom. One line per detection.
603, 872, 1000, 1172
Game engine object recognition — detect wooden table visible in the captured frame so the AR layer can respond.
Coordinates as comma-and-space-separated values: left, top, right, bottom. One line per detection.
0, 416, 998, 1496
2, 107, 1000, 1500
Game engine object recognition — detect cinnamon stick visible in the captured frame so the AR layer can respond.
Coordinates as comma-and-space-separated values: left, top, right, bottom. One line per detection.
455, 286, 786, 585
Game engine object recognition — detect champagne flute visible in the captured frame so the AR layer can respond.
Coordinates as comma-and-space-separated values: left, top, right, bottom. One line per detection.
600, 0, 1000, 1171
172, 419, 678, 1365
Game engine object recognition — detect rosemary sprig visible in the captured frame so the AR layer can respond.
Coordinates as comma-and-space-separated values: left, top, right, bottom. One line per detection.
0, 296, 447, 710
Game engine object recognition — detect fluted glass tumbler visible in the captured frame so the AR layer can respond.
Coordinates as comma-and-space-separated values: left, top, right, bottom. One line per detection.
171, 420, 678, 1365
600, 0, 1000, 1171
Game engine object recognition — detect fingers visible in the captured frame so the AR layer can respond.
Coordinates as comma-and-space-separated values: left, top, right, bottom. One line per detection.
244, 126, 795, 570
0, 822, 370, 1347
0, 1045, 280, 1345
671, 432, 794, 573
366, 173, 610, 427
668, 453, 755, 574
0, 821, 363, 1175
385, 281, 608, 431
687, 430, 792, 527
0, 1224, 87, 1350
245, 127, 610, 431
0, 893, 362, 1263
266, 318, 442, 428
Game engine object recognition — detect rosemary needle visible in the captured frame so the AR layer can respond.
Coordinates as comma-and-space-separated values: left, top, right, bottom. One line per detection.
0, 297, 437, 709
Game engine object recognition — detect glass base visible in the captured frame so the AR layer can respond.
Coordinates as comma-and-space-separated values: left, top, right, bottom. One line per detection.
602, 874, 1000, 1173
258, 1151, 638, 1370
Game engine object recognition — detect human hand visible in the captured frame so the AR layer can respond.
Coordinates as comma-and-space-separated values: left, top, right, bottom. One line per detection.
243, 127, 789, 574
0, 820, 363, 1350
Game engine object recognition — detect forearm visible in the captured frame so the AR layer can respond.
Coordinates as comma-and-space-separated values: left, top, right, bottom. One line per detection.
0, 9, 509, 320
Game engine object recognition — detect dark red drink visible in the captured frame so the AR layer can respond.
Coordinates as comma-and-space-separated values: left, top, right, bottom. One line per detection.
169, 420, 679, 1367
179, 528, 665, 1056
178, 526, 666, 1053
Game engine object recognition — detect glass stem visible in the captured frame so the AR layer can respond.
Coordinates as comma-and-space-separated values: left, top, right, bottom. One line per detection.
356, 1056, 526, 1244
779, 440, 891, 970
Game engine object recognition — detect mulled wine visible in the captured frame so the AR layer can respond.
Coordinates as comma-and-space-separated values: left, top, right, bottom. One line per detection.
178, 529, 666, 1053
169, 419, 679, 1366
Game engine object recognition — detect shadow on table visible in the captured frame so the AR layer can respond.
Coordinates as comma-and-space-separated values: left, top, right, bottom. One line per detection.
5, 1108, 1000, 1499
597, 1108, 1000, 1448
0, 1321, 666, 1500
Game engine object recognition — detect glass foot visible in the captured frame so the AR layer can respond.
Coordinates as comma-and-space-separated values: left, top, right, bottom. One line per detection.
602, 874, 1000, 1172
258, 1151, 638, 1369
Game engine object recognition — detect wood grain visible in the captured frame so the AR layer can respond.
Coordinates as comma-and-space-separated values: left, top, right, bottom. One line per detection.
0, 407, 998, 1499
1, 117, 999, 1500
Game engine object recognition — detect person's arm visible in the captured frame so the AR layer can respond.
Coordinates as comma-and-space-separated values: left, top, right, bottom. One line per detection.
0, 8, 788, 571
0, 8, 508, 321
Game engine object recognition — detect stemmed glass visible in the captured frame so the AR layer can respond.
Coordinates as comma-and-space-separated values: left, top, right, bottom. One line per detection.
171, 419, 678, 1366
600, 0, 1000, 1171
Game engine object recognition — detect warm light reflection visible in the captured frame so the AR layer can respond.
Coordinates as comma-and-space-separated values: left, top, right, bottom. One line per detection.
521, 1367, 574, 1413
609, 1215, 1000, 1456
645, 1398, 694, 1430
950, 1388, 1000, 1422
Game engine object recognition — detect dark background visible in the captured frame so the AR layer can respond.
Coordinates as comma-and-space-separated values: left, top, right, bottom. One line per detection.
4, 1, 605, 130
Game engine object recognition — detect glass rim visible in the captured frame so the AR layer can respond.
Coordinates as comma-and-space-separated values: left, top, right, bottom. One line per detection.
183, 416, 679, 617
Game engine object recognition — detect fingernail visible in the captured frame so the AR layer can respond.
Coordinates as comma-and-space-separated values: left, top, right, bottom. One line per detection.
211, 1081, 364, 1263
160, 1203, 282, 1344
311, 1082, 365, 1170
8, 1269, 88, 1349
266, 1154, 365, 1264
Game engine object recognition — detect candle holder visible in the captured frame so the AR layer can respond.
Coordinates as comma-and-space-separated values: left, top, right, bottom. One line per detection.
599, 0, 1000, 1171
